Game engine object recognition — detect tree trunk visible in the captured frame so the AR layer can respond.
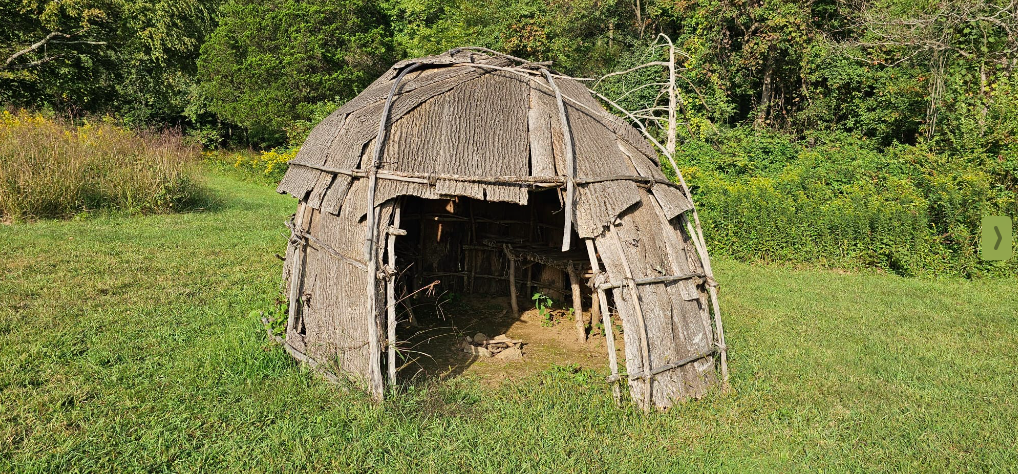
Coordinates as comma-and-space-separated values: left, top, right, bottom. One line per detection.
754, 50, 775, 130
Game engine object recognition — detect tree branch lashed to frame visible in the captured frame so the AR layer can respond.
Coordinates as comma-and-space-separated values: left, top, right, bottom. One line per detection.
589, 34, 729, 386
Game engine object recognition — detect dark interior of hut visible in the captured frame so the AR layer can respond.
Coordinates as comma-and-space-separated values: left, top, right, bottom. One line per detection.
390, 192, 615, 382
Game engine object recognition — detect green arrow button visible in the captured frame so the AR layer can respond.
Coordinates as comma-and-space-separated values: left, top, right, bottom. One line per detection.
981, 216, 1013, 261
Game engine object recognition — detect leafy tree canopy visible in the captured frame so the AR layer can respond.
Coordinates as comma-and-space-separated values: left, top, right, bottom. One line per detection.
195, 0, 395, 145
1, 0, 220, 124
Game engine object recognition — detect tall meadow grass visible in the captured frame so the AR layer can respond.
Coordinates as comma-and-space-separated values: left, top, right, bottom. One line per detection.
0, 110, 206, 220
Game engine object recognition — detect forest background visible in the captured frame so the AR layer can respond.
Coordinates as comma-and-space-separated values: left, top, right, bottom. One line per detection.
3, 0, 1016, 276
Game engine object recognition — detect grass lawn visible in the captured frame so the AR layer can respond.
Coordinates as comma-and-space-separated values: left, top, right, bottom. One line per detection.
2, 169, 1016, 472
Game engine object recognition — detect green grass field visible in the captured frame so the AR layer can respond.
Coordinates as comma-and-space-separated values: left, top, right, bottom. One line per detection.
2, 170, 1016, 472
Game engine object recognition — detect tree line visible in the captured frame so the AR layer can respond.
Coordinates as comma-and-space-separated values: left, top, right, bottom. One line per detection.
2, 0, 1014, 152
3, 0, 1016, 275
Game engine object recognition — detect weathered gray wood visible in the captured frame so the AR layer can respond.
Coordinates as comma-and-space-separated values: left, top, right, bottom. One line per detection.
505, 248, 519, 318
285, 202, 312, 351
276, 50, 726, 406
618, 142, 700, 302
606, 225, 654, 411
317, 69, 482, 176
436, 70, 530, 204
643, 197, 718, 393
433, 60, 660, 166
289, 164, 396, 395
292, 161, 690, 191
541, 69, 576, 252
595, 272, 704, 291
568, 104, 641, 238
526, 79, 642, 239
617, 139, 692, 220
296, 200, 382, 386
658, 106, 729, 387
296, 230, 367, 271
594, 200, 717, 408
368, 203, 396, 399
619, 349, 714, 381
277, 108, 348, 200
336, 64, 482, 121
279, 56, 689, 235
528, 79, 557, 178
618, 143, 718, 397
386, 201, 402, 388
305, 66, 492, 211
568, 263, 586, 343
375, 99, 445, 206
585, 239, 620, 403
364, 65, 419, 401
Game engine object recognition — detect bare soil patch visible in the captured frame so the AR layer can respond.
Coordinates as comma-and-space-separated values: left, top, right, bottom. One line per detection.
398, 295, 622, 385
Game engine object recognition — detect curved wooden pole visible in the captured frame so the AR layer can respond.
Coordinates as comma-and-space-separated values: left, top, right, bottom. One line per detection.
364, 62, 420, 401
541, 68, 576, 252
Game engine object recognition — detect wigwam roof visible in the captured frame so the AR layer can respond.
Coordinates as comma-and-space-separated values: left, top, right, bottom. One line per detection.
277, 48, 691, 238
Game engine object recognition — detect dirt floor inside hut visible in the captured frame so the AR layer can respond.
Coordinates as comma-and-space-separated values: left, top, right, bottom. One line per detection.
397, 295, 624, 385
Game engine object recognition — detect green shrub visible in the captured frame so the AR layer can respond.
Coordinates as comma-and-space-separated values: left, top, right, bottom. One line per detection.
0, 110, 206, 221
204, 147, 296, 185
677, 128, 1017, 277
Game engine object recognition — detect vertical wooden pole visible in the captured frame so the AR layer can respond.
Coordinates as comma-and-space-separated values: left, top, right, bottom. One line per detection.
364, 62, 419, 401
568, 263, 586, 343
505, 248, 519, 318
365, 206, 384, 400
608, 225, 654, 410
386, 202, 402, 388
585, 239, 620, 403
286, 204, 309, 338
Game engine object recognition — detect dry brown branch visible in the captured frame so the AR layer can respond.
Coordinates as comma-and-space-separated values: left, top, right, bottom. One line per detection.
3, 31, 107, 70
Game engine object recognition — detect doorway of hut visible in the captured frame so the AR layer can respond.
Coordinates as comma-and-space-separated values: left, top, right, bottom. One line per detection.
390, 191, 620, 384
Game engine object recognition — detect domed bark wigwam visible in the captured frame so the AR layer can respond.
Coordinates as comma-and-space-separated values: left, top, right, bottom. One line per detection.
276, 48, 728, 410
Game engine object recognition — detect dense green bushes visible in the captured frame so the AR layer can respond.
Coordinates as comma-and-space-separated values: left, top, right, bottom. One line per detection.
0, 111, 205, 220
195, 0, 395, 147
677, 129, 1017, 276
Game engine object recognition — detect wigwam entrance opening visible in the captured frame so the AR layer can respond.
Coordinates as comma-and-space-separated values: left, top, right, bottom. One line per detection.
391, 192, 597, 378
